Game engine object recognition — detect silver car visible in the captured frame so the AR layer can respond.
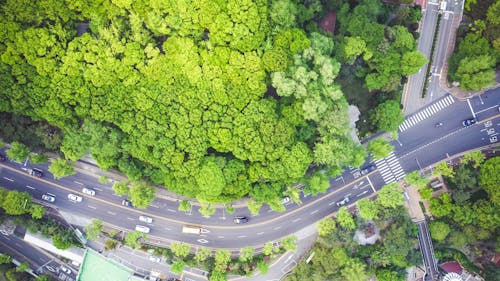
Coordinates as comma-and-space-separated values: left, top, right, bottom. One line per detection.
42, 194, 55, 203
82, 188, 95, 196
67, 194, 83, 202
139, 216, 153, 223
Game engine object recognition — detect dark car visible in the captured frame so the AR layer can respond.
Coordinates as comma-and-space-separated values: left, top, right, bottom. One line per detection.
121, 199, 133, 207
233, 216, 248, 224
0, 154, 6, 161
29, 168, 44, 177
361, 165, 376, 175
462, 118, 477, 127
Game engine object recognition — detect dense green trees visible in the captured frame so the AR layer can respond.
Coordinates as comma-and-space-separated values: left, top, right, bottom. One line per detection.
367, 139, 393, 159
48, 158, 75, 179
370, 100, 405, 133
6, 142, 30, 162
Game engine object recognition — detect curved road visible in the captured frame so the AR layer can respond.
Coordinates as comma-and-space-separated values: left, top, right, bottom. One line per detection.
0, 89, 499, 250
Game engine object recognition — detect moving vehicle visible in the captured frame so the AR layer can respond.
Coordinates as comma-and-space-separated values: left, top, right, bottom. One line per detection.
360, 165, 376, 175
233, 216, 248, 224
435, 122, 443, 128
336, 197, 350, 207
42, 194, 55, 202
82, 188, 95, 196
0, 154, 6, 161
68, 194, 83, 202
135, 225, 150, 233
462, 118, 477, 127
182, 225, 202, 235
139, 216, 153, 223
122, 199, 133, 207
29, 168, 44, 177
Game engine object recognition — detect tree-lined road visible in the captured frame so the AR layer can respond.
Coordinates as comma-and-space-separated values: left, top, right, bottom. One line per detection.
1, 88, 498, 251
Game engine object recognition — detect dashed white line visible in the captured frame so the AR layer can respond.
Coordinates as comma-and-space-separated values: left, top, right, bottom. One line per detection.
328, 201, 336, 206
167, 209, 176, 213
292, 218, 301, 223
87, 205, 97, 209
26, 185, 35, 190
127, 217, 135, 221
257, 232, 264, 235
310, 210, 319, 215
107, 211, 116, 215
74, 181, 84, 185
94, 187, 103, 191
165, 227, 171, 231
218, 236, 225, 239
238, 235, 247, 238
3, 177, 14, 182
273, 226, 282, 230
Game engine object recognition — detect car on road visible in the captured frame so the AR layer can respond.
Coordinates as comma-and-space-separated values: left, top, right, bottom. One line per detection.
281, 196, 291, 204
148, 255, 161, 263
67, 194, 83, 202
336, 197, 350, 207
139, 216, 153, 223
462, 118, 477, 127
233, 216, 249, 224
135, 225, 150, 233
0, 154, 6, 161
29, 168, 44, 177
122, 199, 133, 207
360, 165, 376, 175
42, 194, 55, 203
59, 266, 72, 275
82, 188, 95, 196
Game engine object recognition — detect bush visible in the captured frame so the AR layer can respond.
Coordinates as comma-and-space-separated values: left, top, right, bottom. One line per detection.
171, 260, 186, 274
30, 153, 49, 164
105, 239, 118, 250
256, 261, 269, 274
178, 200, 191, 212
98, 176, 108, 184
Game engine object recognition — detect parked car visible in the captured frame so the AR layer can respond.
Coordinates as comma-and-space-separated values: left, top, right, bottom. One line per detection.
82, 188, 95, 196
42, 194, 55, 203
139, 216, 153, 223
336, 197, 350, 207
281, 196, 291, 204
0, 154, 6, 161
67, 194, 83, 202
233, 216, 249, 224
462, 118, 477, 127
148, 256, 161, 263
361, 165, 376, 175
59, 266, 72, 275
122, 199, 133, 207
29, 168, 44, 177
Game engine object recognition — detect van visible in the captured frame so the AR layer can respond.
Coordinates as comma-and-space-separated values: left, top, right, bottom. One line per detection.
182, 225, 202, 235
135, 225, 150, 233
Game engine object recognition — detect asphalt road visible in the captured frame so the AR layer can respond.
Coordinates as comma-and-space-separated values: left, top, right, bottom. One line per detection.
0, 90, 499, 251
404, 0, 440, 114
0, 231, 78, 281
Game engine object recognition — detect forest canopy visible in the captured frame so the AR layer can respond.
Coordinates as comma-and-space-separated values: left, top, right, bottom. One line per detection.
0, 0, 422, 204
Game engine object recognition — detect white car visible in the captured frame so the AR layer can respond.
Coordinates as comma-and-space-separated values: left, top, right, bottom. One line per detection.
135, 225, 150, 233
67, 194, 83, 202
139, 216, 153, 223
281, 196, 291, 204
59, 266, 72, 275
148, 256, 161, 263
42, 194, 55, 203
82, 188, 96, 196
336, 197, 350, 207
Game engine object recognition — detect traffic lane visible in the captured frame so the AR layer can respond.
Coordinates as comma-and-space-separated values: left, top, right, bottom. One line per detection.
433, 11, 454, 71
398, 117, 498, 172
396, 100, 472, 151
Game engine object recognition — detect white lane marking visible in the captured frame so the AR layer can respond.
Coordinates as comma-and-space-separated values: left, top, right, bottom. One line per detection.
292, 218, 301, 223
167, 209, 176, 213
127, 217, 135, 221
3, 177, 14, 182
237, 235, 247, 238
94, 187, 103, 191
87, 205, 97, 209
273, 226, 281, 230
112, 194, 121, 197
257, 232, 264, 235
74, 181, 84, 185
366, 176, 377, 193
47, 193, 56, 196
328, 201, 336, 206
466, 99, 476, 118
26, 185, 35, 190
310, 210, 319, 215
357, 190, 369, 197
150, 204, 159, 208
476, 105, 500, 114
107, 211, 116, 215
217, 236, 225, 239
197, 239, 209, 244
165, 227, 171, 231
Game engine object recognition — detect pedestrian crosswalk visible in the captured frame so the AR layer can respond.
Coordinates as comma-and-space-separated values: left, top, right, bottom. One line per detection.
399, 95, 455, 132
374, 152, 405, 184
